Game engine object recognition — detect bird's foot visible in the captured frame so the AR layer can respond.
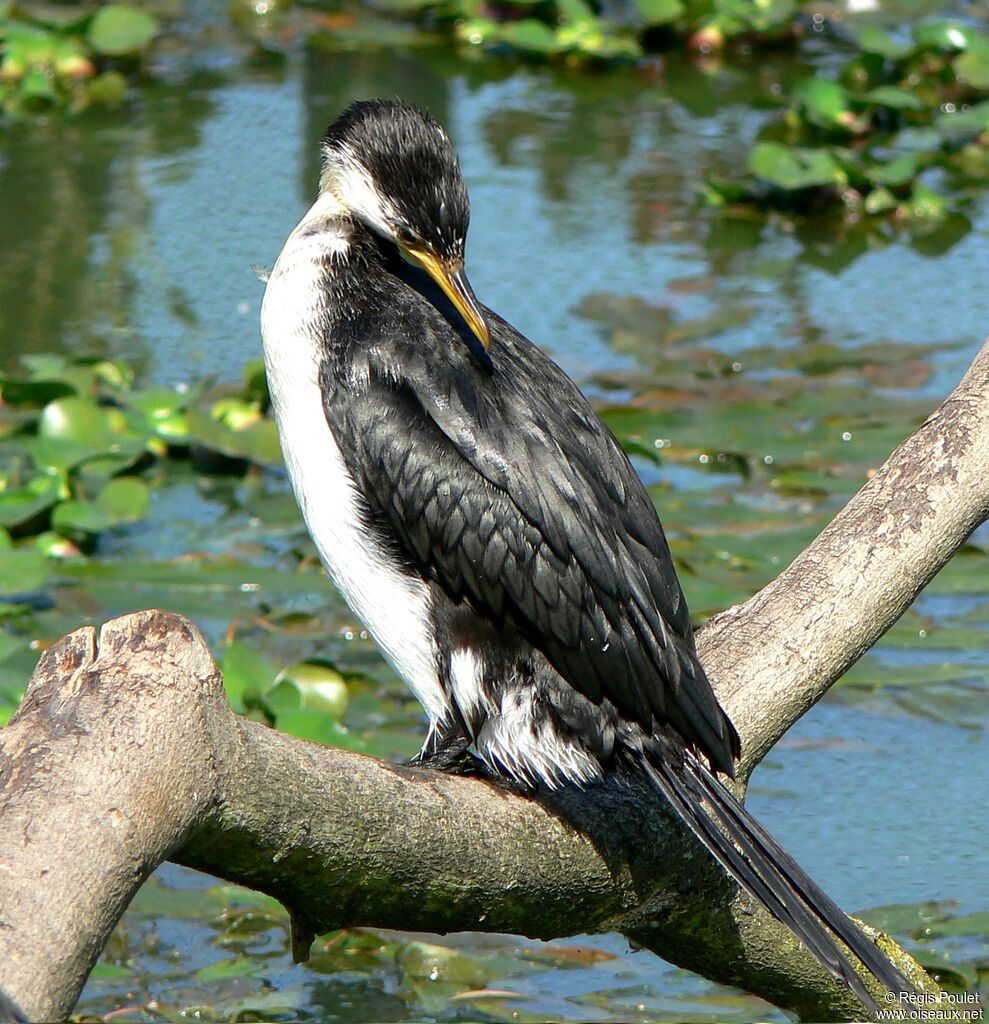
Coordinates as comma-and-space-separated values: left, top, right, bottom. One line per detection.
406, 745, 487, 775
406, 746, 532, 795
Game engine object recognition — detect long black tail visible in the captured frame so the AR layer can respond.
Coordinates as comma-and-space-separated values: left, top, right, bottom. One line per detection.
640, 745, 917, 1013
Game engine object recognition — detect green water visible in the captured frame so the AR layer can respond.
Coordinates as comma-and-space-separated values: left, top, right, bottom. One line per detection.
1, 22, 987, 1024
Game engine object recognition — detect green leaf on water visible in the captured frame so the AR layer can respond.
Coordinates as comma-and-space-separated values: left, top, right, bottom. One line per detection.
902, 184, 946, 220
0, 621, 28, 662
909, 949, 978, 990
937, 99, 989, 137
861, 86, 924, 112
274, 709, 368, 751
912, 20, 979, 53
498, 19, 564, 53
0, 376, 75, 407
922, 910, 989, 939
51, 477, 150, 535
87, 4, 159, 56
0, 476, 60, 529
186, 407, 282, 467
88, 963, 133, 980
57, 556, 330, 597
38, 396, 135, 451
51, 500, 115, 534
869, 153, 924, 188
274, 661, 348, 719
954, 45, 989, 89
634, 0, 684, 26
0, 543, 50, 597
748, 143, 845, 190
854, 900, 954, 936
837, 659, 983, 689
219, 640, 279, 711
194, 956, 264, 982
95, 476, 150, 522
794, 78, 851, 127
396, 940, 493, 987
852, 25, 911, 59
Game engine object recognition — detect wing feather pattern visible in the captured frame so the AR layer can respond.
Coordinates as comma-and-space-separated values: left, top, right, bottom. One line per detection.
321, 301, 738, 774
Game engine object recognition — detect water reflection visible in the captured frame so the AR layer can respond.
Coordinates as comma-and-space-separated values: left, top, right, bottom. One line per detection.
0, 71, 223, 376
0, 116, 119, 359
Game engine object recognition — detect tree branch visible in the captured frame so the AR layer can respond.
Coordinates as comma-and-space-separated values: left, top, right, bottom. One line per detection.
3, 338, 988, 1024
702, 337, 989, 776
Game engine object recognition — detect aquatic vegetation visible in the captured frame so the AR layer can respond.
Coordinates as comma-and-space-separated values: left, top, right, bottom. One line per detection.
703, 19, 989, 224
0, 3, 159, 114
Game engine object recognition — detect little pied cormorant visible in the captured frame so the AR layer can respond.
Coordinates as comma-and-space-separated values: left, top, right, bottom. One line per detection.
261, 98, 914, 1011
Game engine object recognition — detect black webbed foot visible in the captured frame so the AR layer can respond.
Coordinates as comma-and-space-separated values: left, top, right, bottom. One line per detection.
406, 745, 487, 775
412, 750, 534, 796
404, 720, 533, 795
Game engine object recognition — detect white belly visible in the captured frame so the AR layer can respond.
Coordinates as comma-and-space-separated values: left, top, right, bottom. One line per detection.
260, 201, 448, 723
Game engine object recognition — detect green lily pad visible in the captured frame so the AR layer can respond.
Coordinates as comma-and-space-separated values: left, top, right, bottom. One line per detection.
912, 21, 979, 53
194, 956, 264, 982
870, 152, 924, 187
498, 20, 565, 54
748, 143, 845, 191
861, 86, 924, 112
634, 0, 684, 26
51, 477, 150, 534
922, 910, 989, 939
910, 949, 978, 990
51, 500, 115, 534
396, 941, 492, 987
794, 78, 851, 127
0, 624, 29, 664
853, 25, 912, 59
274, 708, 368, 751
0, 476, 60, 529
717, 0, 794, 33
128, 386, 189, 423
186, 407, 282, 467
87, 4, 159, 56
220, 640, 279, 711
954, 45, 989, 89
94, 477, 150, 522
0, 377, 75, 407
22, 355, 132, 394
274, 661, 348, 719
57, 557, 330, 596
936, 99, 989, 136
0, 543, 50, 597
902, 184, 946, 220
38, 396, 127, 450
309, 15, 435, 51
837, 659, 984, 690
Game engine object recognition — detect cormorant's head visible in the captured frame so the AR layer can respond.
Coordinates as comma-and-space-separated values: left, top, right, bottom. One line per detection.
320, 99, 490, 351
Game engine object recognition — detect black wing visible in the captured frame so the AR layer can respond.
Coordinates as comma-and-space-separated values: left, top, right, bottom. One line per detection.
323, 302, 738, 775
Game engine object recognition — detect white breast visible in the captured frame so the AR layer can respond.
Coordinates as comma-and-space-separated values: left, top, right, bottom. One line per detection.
260, 196, 449, 724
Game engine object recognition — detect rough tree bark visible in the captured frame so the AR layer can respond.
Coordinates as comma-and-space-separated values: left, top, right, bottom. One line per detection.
2, 339, 988, 1024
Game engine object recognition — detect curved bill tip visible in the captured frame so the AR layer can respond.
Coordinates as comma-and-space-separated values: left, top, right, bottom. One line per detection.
405, 249, 491, 351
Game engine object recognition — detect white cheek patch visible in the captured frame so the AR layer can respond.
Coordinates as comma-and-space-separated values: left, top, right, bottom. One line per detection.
322, 144, 402, 240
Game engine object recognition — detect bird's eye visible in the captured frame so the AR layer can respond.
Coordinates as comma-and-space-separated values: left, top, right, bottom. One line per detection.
396, 226, 418, 246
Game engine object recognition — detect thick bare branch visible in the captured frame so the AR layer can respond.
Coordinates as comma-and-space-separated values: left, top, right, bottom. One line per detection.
4, 337, 988, 1023
0, 612, 935, 1023
0, 615, 220, 1019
